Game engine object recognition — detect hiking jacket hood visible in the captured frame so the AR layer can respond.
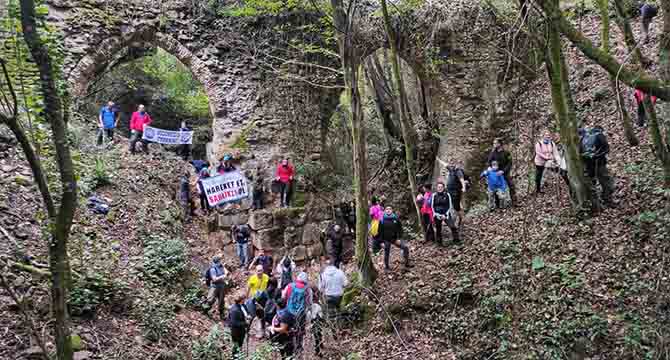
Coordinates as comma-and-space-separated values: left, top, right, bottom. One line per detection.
319, 265, 348, 297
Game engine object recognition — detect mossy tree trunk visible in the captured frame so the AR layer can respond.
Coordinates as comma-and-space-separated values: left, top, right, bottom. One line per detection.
546, 0, 592, 213
597, 0, 639, 146
18, 1, 78, 359
330, 0, 377, 285
379, 0, 422, 230
612, 0, 644, 65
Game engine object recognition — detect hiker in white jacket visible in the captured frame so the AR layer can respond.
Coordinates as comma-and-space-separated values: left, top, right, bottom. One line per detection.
318, 260, 348, 310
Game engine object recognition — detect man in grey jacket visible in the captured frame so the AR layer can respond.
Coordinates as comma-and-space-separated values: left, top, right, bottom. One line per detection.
318, 260, 348, 311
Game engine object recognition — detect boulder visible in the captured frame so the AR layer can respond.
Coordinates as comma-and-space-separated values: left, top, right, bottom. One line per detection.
290, 245, 307, 262
249, 210, 273, 230
305, 205, 332, 222
272, 207, 305, 227
253, 227, 283, 250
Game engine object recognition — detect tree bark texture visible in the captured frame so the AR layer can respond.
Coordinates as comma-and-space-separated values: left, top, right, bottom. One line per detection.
612, 0, 644, 65
537, 0, 670, 100
597, 0, 639, 146
20, 1, 77, 359
330, 0, 377, 285
546, 1, 592, 212
379, 0, 422, 229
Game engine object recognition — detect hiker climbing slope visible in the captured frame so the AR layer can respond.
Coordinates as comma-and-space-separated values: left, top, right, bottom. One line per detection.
580, 126, 615, 208
203, 255, 227, 321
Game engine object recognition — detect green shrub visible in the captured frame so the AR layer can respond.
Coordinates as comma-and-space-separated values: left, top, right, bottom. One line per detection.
136, 290, 176, 342
69, 273, 130, 318
191, 324, 227, 360
142, 235, 188, 286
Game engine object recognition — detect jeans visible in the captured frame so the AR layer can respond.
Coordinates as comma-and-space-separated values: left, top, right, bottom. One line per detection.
383, 239, 409, 269
96, 128, 114, 145
279, 181, 290, 207
236, 242, 248, 267
487, 188, 511, 209
129, 130, 149, 154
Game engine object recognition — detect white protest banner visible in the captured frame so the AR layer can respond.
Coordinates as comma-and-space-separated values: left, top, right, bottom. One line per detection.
201, 171, 249, 207
142, 126, 193, 144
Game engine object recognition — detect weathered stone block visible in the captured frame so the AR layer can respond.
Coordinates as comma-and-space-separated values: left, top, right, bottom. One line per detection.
291, 245, 307, 262
253, 227, 283, 250
305, 205, 332, 222
284, 226, 302, 248
306, 243, 323, 259
273, 207, 305, 227
249, 209, 273, 230
301, 223, 321, 246
218, 212, 249, 228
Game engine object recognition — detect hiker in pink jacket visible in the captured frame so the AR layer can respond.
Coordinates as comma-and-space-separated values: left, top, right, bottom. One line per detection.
534, 131, 555, 194
128, 104, 153, 154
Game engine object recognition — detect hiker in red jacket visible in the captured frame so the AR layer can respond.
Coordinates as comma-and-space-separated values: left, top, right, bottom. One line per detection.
129, 104, 153, 154
634, 89, 657, 127
275, 159, 294, 208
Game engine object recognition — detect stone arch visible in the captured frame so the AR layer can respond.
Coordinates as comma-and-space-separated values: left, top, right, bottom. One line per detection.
68, 26, 224, 120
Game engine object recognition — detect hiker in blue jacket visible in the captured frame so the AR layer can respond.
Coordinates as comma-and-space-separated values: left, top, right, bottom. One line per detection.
97, 101, 118, 145
480, 160, 511, 210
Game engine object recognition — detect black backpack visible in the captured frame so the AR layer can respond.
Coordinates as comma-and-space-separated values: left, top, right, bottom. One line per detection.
203, 266, 213, 287
581, 128, 605, 159
447, 167, 471, 192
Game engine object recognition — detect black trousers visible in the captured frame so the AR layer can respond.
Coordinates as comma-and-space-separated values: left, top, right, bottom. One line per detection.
199, 192, 210, 212
330, 246, 343, 268
434, 216, 459, 244
535, 165, 546, 193
422, 213, 434, 242
230, 327, 246, 357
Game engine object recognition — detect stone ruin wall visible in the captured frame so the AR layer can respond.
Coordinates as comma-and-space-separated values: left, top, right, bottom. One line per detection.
35, 0, 532, 256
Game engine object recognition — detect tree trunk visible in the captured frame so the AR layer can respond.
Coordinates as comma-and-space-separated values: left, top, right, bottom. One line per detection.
612, 0, 644, 65
379, 0, 422, 229
597, 0, 639, 146
20, 1, 78, 359
643, 97, 670, 185
537, 0, 670, 100
546, 1, 592, 213
330, 0, 377, 285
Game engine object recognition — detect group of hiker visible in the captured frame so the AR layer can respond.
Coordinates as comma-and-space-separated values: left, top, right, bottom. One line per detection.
204, 244, 348, 358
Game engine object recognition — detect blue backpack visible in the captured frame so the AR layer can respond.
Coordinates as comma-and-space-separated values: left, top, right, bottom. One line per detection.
286, 283, 306, 316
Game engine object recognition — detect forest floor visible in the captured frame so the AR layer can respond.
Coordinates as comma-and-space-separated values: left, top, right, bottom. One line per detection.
1, 10, 669, 360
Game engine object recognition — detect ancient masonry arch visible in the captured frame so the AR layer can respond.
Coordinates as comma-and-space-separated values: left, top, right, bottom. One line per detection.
69, 28, 224, 120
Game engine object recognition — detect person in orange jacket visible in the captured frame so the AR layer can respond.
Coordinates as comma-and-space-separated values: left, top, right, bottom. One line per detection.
128, 104, 153, 154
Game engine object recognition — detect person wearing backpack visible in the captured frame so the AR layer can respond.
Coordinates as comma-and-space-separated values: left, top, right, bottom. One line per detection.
276, 255, 296, 290
228, 291, 250, 358
418, 184, 435, 243
378, 205, 411, 272
369, 196, 384, 255
445, 164, 468, 227
431, 182, 460, 245
232, 224, 251, 268
634, 89, 657, 127
319, 259, 349, 311
487, 138, 516, 204
534, 131, 556, 194
249, 248, 274, 276
580, 126, 615, 207
203, 255, 227, 320
269, 298, 296, 359
282, 272, 313, 357
641, 3, 658, 42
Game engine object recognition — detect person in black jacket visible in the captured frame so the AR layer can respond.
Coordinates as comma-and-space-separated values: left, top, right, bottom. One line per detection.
327, 224, 345, 268
378, 206, 411, 271
487, 138, 516, 204
431, 182, 460, 245
580, 126, 614, 207
178, 171, 191, 223
229, 291, 249, 358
